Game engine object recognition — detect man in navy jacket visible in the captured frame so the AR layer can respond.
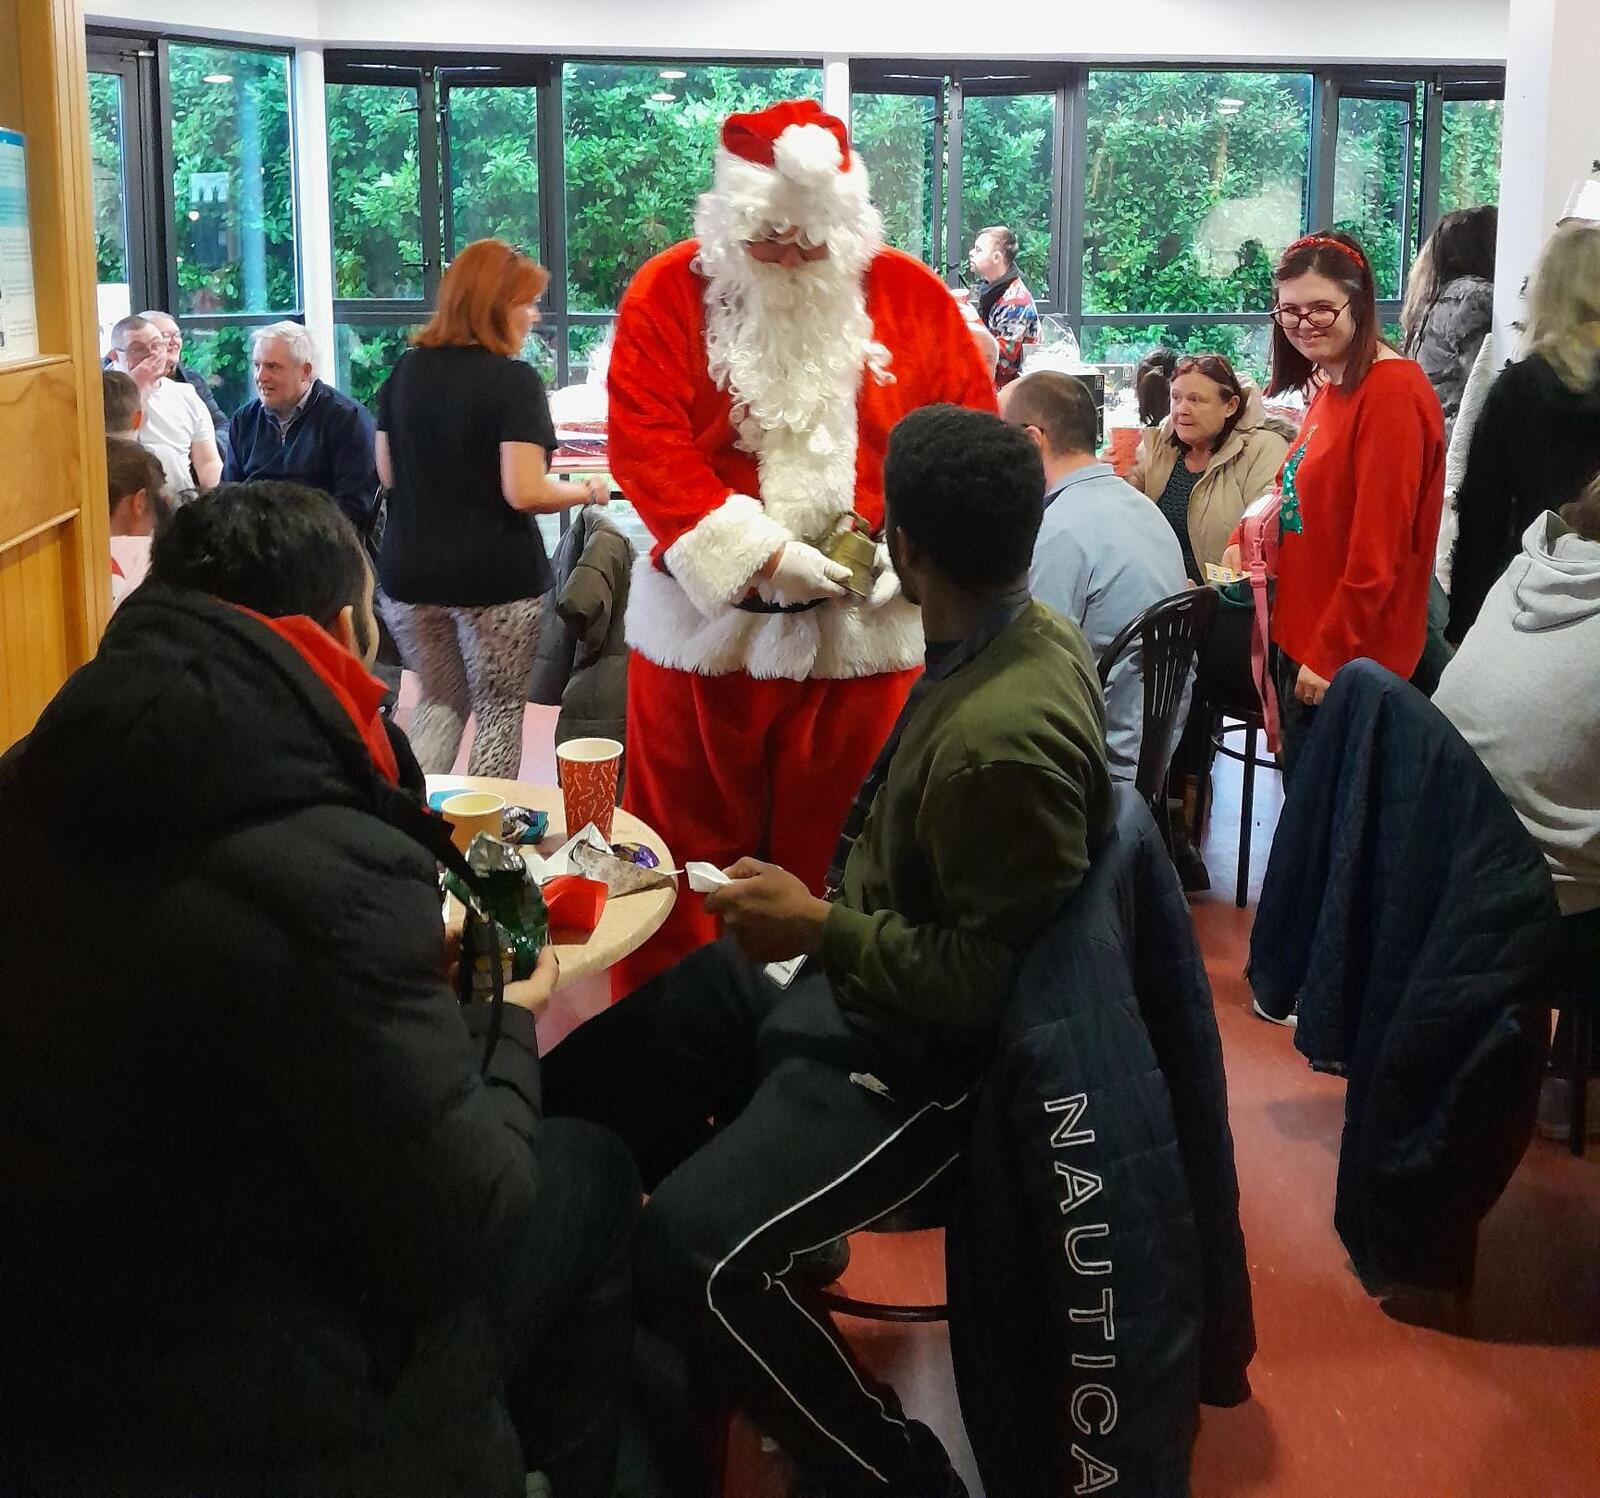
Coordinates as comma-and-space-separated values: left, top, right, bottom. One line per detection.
225, 321, 380, 530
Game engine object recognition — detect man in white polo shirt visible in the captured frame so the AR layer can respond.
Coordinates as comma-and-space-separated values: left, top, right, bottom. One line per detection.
108, 314, 222, 500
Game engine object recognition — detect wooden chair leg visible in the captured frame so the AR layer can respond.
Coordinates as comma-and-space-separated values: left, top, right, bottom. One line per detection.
1235, 724, 1257, 909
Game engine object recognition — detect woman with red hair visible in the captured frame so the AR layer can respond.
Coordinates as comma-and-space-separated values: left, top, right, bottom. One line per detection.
375, 238, 605, 777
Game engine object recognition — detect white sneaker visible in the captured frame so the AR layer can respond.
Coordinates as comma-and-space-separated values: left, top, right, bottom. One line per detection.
1252, 997, 1297, 1027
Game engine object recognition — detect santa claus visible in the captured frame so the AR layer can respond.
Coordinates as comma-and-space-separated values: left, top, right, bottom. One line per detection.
607, 99, 998, 992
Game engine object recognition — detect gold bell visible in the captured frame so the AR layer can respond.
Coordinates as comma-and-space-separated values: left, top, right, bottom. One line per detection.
819, 513, 878, 600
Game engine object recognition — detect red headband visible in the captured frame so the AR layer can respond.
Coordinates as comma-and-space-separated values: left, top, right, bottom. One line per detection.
1285, 234, 1368, 271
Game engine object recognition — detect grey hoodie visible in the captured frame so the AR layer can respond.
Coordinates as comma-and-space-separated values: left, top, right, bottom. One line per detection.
1434, 513, 1600, 914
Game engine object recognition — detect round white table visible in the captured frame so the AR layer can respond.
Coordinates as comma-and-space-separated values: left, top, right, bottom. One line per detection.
428, 774, 675, 992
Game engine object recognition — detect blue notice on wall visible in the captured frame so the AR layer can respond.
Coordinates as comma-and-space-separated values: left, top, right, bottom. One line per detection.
0, 128, 39, 364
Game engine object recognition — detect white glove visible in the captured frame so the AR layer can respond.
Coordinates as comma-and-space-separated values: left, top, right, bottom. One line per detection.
867, 542, 901, 610
755, 541, 850, 607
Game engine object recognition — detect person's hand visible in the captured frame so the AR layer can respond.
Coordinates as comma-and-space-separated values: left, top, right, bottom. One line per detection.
867, 541, 901, 610
1294, 664, 1331, 706
444, 922, 560, 1015
704, 858, 830, 963
127, 347, 166, 396
756, 541, 850, 607
1220, 543, 1244, 575
582, 477, 610, 507
503, 945, 560, 1015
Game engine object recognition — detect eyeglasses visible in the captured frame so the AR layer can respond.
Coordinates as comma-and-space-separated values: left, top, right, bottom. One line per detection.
1269, 302, 1349, 331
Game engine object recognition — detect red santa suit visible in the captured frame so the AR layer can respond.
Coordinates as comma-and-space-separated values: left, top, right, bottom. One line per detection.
607, 100, 998, 993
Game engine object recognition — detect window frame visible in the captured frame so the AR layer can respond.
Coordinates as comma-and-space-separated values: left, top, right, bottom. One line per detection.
156, 34, 304, 321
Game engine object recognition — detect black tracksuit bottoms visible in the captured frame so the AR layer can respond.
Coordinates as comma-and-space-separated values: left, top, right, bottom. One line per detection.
540, 939, 978, 1496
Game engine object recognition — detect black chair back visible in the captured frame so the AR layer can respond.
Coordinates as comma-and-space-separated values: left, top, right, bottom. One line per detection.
1097, 587, 1217, 809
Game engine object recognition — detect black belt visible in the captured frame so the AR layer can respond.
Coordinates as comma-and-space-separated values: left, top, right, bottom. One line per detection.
733, 595, 827, 615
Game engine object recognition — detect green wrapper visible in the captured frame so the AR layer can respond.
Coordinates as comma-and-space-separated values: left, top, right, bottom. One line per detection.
444, 833, 549, 993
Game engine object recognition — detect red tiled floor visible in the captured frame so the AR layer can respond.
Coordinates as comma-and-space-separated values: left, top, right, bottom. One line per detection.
484, 700, 1600, 1496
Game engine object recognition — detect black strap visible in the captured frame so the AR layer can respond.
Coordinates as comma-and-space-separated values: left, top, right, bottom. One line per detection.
823, 592, 1031, 895
386, 794, 507, 1075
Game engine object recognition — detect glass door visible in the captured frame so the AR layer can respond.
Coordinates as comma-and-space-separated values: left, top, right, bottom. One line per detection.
85, 42, 153, 347
326, 60, 435, 407
851, 67, 945, 273
1331, 88, 1419, 304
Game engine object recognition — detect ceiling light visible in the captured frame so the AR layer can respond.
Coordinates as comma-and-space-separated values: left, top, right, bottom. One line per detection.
659, 69, 687, 80
187, 209, 200, 220
1218, 97, 1245, 111
650, 91, 677, 103
203, 72, 234, 84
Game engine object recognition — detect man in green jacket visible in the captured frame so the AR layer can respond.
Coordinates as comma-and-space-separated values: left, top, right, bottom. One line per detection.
543, 405, 1110, 1498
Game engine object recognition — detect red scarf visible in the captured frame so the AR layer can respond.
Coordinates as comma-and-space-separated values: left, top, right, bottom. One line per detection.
234, 606, 399, 785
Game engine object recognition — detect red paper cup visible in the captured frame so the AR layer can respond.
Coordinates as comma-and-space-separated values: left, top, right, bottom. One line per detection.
556, 737, 624, 840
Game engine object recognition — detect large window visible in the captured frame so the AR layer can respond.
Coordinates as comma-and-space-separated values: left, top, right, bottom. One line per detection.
86, 35, 301, 418
562, 62, 823, 319
327, 57, 548, 407
1439, 97, 1503, 215
962, 91, 1056, 301
1081, 70, 1311, 377
852, 91, 939, 267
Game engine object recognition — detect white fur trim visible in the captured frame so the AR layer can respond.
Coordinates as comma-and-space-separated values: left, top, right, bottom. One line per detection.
662, 494, 792, 615
753, 408, 861, 544
626, 554, 924, 681
773, 122, 845, 186
709, 152, 878, 256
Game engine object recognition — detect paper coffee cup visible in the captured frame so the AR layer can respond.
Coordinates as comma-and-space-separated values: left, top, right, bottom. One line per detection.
556, 737, 624, 840
439, 791, 506, 852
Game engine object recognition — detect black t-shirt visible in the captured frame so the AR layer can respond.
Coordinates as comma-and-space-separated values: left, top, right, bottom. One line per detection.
376, 345, 558, 607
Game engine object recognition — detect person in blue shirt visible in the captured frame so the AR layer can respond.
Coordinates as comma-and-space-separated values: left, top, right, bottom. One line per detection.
224, 322, 380, 533
1002, 369, 1189, 781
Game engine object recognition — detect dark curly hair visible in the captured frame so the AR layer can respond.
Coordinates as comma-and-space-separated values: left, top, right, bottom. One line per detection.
883, 405, 1044, 591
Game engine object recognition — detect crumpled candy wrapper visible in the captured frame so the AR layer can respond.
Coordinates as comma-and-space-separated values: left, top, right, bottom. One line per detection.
572, 839, 676, 896
444, 834, 549, 993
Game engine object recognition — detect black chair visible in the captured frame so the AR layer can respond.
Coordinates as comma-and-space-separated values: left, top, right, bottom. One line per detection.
809, 1179, 953, 1324
1193, 700, 1279, 910
1096, 588, 1218, 846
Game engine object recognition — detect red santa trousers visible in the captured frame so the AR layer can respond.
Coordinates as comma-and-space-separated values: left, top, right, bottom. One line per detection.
611, 654, 918, 998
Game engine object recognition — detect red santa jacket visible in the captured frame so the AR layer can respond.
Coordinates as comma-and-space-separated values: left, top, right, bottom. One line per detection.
608, 240, 998, 681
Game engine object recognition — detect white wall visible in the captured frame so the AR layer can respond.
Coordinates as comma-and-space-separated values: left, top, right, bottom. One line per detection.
1492, 0, 1600, 359
89, 0, 1508, 64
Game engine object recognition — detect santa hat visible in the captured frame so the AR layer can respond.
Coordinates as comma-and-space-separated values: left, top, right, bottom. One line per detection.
704, 98, 878, 253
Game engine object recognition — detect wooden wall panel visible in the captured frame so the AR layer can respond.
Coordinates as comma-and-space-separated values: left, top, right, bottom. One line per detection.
0, 0, 106, 750
0, 524, 75, 747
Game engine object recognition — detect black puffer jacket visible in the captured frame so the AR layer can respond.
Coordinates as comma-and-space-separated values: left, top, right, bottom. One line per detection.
947, 788, 1254, 1498
1249, 660, 1559, 1297
0, 586, 545, 1497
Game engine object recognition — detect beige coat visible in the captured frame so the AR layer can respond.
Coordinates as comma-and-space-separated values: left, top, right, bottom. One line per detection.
1127, 383, 1297, 570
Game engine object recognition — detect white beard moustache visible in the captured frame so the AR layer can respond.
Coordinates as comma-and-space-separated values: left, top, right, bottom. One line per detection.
697, 237, 893, 457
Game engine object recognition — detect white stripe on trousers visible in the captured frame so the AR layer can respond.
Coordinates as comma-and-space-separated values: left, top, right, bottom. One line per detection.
703, 1090, 971, 1485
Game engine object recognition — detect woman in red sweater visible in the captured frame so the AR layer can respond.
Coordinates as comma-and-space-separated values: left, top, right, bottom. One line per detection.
1255, 231, 1446, 764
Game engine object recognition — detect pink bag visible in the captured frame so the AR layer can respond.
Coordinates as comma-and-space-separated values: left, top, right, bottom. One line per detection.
1237, 489, 1283, 754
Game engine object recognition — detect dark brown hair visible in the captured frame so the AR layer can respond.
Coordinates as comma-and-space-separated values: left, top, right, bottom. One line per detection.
1267, 230, 1380, 397
1005, 370, 1099, 457
105, 436, 165, 516
980, 225, 1019, 269
102, 368, 141, 433
416, 239, 550, 359
1135, 347, 1177, 426
1169, 354, 1247, 452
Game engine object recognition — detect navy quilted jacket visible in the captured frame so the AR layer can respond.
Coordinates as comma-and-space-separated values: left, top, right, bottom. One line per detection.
1249, 659, 1559, 1296
947, 788, 1254, 1498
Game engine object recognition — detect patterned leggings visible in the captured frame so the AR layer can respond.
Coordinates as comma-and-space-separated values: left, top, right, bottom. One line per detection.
381, 595, 544, 780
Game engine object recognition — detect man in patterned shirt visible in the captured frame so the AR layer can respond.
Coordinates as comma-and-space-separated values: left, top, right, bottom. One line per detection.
969, 224, 1039, 386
